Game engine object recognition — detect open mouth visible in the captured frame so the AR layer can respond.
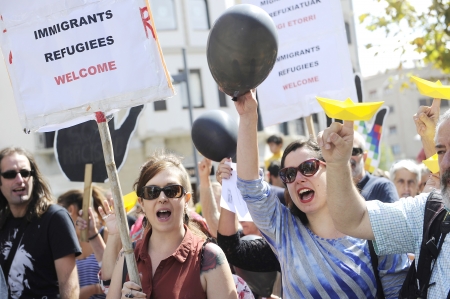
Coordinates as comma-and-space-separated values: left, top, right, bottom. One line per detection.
13, 187, 26, 194
156, 209, 171, 221
298, 188, 314, 202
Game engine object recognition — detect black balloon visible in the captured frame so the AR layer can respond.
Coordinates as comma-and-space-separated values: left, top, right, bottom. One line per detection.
191, 110, 238, 162
207, 4, 278, 97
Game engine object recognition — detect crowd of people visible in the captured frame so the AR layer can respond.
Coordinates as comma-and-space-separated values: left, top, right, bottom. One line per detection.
0, 92, 449, 299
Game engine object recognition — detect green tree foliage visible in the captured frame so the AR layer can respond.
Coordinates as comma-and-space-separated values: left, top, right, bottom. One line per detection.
360, 0, 450, 72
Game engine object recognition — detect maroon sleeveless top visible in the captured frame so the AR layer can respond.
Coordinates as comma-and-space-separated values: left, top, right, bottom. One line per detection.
133, 226, 207, 299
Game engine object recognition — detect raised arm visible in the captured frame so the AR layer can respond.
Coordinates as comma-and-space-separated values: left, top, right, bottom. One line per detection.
77, 207, 106, 263
318, 121, 374, 239
217, 209, 281, 272
235, 90, 259, 180
413, 98, 441, 158
198, 157, 220, 238
98, 199, 122, 281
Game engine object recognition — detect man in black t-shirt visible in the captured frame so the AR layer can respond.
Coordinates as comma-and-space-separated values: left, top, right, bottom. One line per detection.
0, 147, 81, 299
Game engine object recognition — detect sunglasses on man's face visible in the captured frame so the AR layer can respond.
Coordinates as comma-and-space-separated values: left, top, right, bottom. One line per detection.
141, 185, 186, 200
0, 169, 34, 180
352, 147, 364, 156
279, 158, 326, 184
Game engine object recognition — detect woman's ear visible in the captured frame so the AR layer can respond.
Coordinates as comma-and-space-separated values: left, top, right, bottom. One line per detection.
184, 192, 192, 203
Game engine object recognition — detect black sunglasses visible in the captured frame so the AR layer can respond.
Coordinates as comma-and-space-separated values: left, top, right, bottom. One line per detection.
352, 147, 364, 156
279, 159, 325, 184
0, 169, 34, 180
141, 185, 186, 200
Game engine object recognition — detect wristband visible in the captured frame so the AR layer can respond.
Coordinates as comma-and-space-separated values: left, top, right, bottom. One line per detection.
88, 232, 99, 241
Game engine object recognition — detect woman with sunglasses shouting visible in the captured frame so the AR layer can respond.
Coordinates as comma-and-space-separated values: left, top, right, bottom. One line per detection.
106, 151, 237, 299
221, 90, 409, 299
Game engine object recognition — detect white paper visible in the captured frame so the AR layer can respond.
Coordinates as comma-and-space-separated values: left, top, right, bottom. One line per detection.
220, 162, 253, 221
0, 0, 174, 132
241, 0, 357, 127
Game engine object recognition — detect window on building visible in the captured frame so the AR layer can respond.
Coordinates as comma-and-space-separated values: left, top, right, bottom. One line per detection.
37, 132, 55, 149
388, 105, 395, 113
179, 69, 204, 108
389, 125, 397, 135
312, 113, 320, 134
296, 118, 306, 136
419, 98, 433, 106
383, 85, 393, 95
188, 0, 210, 30
391, 144, 401, 156
154, 100, 167, 111
280, 122, 289, 135
344, 22, 351, 44
369, 89, 377, 99
150, 0, 177, 30
218, 88, 227, 107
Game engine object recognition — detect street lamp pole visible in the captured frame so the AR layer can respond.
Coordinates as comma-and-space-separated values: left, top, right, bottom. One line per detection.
182, 48, 200, 186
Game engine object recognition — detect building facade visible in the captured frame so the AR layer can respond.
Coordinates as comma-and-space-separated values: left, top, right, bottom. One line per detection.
0, 0, 364, 197
362, 67, 449, 163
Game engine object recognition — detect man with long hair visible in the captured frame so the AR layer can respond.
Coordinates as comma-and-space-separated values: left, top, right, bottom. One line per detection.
0, 147, 81, 299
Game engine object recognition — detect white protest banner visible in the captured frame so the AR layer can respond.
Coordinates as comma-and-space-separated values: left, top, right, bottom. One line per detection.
242, 0, 356, 127
220, 162, 253, 221
0, 0, 174, 132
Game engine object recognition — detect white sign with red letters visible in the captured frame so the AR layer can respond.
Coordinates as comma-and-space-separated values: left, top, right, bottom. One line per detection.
0, 0, 174, 132
242, 0, 357, 127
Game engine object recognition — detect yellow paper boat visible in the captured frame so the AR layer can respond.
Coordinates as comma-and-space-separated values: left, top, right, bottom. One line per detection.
422, 154, 439, 174
316, 97, 384, 121
123, 191, 138, 212
410, 76, 450, 100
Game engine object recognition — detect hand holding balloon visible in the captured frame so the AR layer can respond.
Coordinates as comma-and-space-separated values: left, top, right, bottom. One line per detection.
234, 89, 257, 117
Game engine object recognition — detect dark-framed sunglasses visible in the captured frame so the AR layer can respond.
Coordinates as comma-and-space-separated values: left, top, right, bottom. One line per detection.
0, 169, 34, 180
352, 147, 364, 156
279, 158, 326, 184
141, 185, 186, 200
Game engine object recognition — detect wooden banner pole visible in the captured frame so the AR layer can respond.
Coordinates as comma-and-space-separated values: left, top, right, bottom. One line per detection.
95, 112, 141, 286
306, 115, 316, 140
80, 164, 93, 242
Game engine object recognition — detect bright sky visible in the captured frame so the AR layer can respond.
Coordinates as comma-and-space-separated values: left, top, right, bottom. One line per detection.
352, 0, 431, 78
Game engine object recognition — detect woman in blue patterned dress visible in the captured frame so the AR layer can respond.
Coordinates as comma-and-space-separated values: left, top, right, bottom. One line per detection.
216, 90, 410, 299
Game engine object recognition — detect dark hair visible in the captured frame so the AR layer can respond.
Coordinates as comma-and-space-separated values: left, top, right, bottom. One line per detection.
280, 139, 324, 225
57, 186, 107, 221
133, 150, 206, 239
0, 147, 53, 229
266, 134, 283, 145
267, 161, 281, 177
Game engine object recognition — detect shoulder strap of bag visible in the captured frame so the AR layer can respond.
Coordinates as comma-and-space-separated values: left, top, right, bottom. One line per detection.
368, 240, 385, 299
415, 192, 448, 297
2, 219, 29, 281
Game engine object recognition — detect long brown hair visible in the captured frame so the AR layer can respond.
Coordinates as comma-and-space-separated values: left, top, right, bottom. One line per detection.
280, 139, 325, 225
0, 147, 53, 229
134, 150, 207, 239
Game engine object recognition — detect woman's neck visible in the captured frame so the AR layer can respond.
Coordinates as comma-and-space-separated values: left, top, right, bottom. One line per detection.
148, 225, 186, 254
307, 208, 345, 239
